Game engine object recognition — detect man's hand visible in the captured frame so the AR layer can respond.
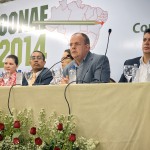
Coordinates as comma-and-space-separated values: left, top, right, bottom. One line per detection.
61, 76, 69, 84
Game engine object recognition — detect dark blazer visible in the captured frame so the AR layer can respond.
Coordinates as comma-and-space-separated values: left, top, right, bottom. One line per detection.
63, 52, 110, 83
22, 68, 53, 85
119, 57, 141, 82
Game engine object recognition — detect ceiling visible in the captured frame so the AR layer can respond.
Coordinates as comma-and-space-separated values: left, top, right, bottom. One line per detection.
0, 0, 14, 3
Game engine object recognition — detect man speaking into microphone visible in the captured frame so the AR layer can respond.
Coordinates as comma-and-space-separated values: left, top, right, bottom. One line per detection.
61, 32, 110, 84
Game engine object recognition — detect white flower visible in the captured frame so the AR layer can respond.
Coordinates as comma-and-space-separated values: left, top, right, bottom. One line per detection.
0, 109, 99, 150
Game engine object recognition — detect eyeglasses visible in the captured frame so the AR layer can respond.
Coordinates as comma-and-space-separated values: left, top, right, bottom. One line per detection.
61, 55, 72, 61
30, 56, 43, 60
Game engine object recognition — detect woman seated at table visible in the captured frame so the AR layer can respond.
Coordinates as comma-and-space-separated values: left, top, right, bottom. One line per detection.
0, 54, 18, 86
50, 49, 73, 85
61, 49, 74, 69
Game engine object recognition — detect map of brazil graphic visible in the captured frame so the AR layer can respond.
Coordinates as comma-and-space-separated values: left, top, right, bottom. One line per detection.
46, 0, 108, 49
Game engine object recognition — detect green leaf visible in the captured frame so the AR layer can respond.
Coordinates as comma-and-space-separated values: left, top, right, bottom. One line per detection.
12, 131, 21, 138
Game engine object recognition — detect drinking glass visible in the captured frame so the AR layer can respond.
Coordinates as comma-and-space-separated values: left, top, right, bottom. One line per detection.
132, 65, 139, 82
123, 65, 133, 82
24, 72, 32, 84
2, 72, 10, 85
0, 72, 3, 82
51, 68, 63, 84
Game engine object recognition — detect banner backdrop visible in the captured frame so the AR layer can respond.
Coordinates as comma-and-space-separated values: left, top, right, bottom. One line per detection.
0, 0, 149, 81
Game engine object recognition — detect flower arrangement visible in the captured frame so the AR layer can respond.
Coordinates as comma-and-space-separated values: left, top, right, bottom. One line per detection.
0, 109, 99, 150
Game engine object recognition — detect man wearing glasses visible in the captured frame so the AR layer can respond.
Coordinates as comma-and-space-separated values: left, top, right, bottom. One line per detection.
22, 51, 53, 86
61, 32, 110, 83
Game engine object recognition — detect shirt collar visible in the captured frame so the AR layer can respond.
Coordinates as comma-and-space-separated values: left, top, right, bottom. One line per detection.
32, 69, 43, 78
74, 51, 91, 67
83, 52, 90, 61
140, 56, 150, 65
140, 57, 144, 65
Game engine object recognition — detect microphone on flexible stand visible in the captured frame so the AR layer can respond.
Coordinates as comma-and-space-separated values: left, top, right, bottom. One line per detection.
104, 29, 112, 56
75, 67, 78, 84
39, 54, 71, 82
49, 54, 71, 70
41, 54, 72, 115
99, 28, 112, 82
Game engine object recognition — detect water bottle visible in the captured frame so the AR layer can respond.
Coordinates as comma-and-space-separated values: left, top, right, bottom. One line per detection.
16, 70, 22, 85
69, 66, 76, 84
132, 64, 138, 82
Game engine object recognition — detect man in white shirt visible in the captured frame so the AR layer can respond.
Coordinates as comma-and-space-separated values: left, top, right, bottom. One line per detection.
119, 28, 150, 82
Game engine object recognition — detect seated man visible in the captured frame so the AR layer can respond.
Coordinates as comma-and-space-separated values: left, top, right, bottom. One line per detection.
61, 32, 110, 83
22, 51, 53, 85
119, 28, 150, 82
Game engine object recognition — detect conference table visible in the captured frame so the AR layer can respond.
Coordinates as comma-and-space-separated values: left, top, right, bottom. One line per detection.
0, 83, 150, 150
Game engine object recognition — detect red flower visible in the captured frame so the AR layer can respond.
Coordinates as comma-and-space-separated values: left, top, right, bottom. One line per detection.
30, 127, 36, 135
13, 137, 20, 144
0, 123, 5, 130
0, 134, 3, 141
57, 123, 63, 131
69, 133, 76, 142
35, 137, 42, 145
54, 146, 61, 150
13, 121, 21, 128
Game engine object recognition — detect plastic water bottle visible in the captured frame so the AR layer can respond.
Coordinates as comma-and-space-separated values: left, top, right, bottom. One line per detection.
132, 64, 138, 82
69, 66, 76, 84
16, 70, 22, 85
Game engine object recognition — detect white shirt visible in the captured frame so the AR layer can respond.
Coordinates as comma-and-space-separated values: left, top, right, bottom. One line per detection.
35, 70, 42, 78
29, 70, 42, 80
138, 57, 150, 82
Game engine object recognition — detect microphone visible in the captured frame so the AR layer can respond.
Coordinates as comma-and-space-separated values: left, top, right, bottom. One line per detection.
39, 54, 71, 82
99, 28, 112, 82
49, 54, 71, 70
104, 29, 112, 57
108, 29, 112, 35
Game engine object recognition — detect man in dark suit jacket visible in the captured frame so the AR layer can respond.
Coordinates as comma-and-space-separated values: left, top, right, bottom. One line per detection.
119, 28, 150, 82
62, 32, 110, 83
22, 51, 53, 85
